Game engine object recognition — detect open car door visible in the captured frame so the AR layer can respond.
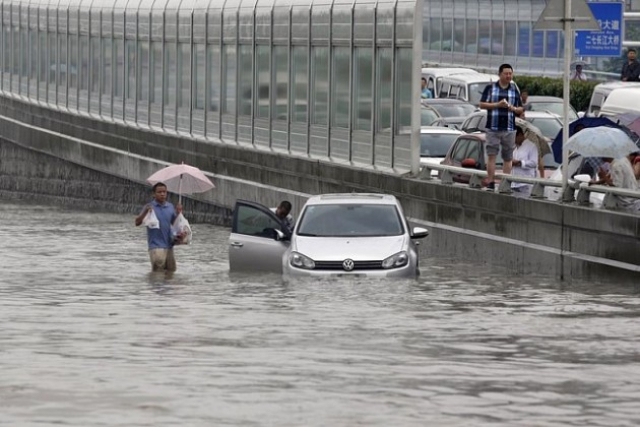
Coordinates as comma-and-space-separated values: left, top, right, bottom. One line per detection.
228, 200, 290, 273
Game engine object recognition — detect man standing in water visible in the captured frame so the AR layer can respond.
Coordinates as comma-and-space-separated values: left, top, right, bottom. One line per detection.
479, 63, 523, 190
135, 182, 183, 272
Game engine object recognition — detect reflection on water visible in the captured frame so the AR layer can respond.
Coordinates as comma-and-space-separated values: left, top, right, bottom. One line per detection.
1, 201, 639, 426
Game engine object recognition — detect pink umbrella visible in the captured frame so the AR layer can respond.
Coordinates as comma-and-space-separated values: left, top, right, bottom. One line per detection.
146, 162, 215, 204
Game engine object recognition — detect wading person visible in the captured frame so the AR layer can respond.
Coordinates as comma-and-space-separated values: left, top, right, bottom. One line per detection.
135, 182, 184, 272
479, 63, 524, 190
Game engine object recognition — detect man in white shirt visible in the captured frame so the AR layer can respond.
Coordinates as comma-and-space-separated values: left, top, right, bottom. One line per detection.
511, 127, 539, 197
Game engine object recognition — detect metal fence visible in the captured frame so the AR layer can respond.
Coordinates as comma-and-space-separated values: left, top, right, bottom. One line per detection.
419, 162, 640, 213
0, 0, 423, 173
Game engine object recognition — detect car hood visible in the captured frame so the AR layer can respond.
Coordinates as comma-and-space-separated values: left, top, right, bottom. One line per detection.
293, 235, 407, 261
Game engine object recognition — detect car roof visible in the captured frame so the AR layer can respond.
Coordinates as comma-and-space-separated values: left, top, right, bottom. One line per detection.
524, 111, 561, 119
526, 96, 563, 103
420, 126, 464, 134
305, 193, 399, 206
456, 132, 486, 142
422, 98, 473, 105
442, 73, 497, 83
422, 67, 477, 77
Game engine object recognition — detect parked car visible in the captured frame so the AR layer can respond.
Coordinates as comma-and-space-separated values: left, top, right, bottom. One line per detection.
421, 67, 478, 98
438, 73, 498, 106
228, 194, 429, 278
421, 98, 477, 118
524, 96, 578, 121
586, 81, 640, 117
461, 110, 562, 141
440, 133, 494, 184
420, 126, 464, 176
597, 87, 640, 118
441, 132, 557, 184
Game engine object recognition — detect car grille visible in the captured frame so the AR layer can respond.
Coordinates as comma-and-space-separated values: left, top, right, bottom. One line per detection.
313, 260, 383, 270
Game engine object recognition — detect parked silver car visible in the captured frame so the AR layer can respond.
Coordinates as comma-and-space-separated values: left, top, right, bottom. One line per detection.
228, 194, 429, 278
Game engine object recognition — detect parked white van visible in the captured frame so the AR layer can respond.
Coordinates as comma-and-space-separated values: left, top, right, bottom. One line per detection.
438, 73, 499, 106
587, 81, 640, 117
421, 67, 477, 98
598, 86, 640, 118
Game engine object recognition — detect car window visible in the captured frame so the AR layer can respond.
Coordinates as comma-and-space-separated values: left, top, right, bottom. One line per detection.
463, 113, 484, 132
421, 107, 440, 126
452, 139, 471, 162
589, 93, 605, 115
420, 133, 460, 157
296, 204, 404, 237
234, 204, 282, 238
528, 117, 562, 139
468, 83, 489, 105
427, 77, 435, 92
465, 140, 480, 161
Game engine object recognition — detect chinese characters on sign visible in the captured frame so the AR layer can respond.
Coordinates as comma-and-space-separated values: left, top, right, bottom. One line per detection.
574, 1, 623, 57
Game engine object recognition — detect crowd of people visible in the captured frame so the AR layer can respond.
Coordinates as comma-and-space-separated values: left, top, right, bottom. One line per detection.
465, 62, 640, 202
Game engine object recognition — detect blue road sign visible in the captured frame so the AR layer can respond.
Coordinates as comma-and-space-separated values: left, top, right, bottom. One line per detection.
574, 1, 623, 57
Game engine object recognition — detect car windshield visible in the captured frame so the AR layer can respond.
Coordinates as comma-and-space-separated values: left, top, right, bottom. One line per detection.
529, 102, 577, 120
296, 204, 404, 237
421, 107, 440, 126
528, 117, 562, 139
421, 133, 460, 157
468, 83, 489, 105
430, 103, 476, 117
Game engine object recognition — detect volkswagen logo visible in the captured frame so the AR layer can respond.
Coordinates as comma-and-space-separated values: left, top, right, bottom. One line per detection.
342, 259, 355, 271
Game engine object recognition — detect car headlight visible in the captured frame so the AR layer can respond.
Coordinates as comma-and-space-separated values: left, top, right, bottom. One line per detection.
381, 251, 409, 269
289, 252, 315, 270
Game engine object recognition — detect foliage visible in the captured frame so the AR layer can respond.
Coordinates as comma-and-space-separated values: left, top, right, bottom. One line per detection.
513, 76, 600, 112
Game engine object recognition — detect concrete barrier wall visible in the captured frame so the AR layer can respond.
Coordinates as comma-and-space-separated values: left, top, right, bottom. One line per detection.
0, 96, 638, 283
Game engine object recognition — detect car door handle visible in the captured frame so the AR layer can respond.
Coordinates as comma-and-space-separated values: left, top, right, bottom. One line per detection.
230, 242, 244, 248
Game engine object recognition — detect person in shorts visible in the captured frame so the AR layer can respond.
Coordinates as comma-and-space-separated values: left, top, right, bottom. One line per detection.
134, 182, 183, 272
479, 63, 523, 189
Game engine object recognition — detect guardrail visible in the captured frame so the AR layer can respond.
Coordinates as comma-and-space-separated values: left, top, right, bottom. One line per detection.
417, 163, 640, 212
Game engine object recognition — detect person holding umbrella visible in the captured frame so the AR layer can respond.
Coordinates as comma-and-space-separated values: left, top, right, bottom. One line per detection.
135, 182, 185, 272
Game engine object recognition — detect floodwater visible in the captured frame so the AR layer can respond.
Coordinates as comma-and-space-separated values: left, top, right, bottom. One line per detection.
1, 201, 640, 426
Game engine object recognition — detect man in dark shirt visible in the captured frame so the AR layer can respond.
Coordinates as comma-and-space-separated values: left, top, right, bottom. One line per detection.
621, 48, 640, 82
479, 63, 524, 190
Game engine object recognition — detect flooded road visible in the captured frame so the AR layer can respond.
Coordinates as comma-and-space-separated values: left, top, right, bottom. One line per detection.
1, 201, 639, 426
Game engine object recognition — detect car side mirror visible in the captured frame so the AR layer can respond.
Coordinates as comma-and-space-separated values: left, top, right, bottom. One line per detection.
411, 227, 429, 239
461, 158, 477, 168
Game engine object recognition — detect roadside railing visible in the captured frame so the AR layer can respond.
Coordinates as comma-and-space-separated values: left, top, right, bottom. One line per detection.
417, 163, 640, 212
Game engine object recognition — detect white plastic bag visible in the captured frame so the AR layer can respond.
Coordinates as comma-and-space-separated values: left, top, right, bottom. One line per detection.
172, 213, 192, 245
142, 208, 160, 229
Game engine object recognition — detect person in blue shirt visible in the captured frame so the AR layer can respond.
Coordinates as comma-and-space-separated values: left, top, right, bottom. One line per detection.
135, 182, 184, 272
421, 77, 433, 99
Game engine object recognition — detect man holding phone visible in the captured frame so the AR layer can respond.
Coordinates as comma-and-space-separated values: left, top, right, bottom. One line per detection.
479, 63, 523, 190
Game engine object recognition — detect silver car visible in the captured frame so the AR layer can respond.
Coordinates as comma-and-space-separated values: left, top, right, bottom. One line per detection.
228, 194, 429, 278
